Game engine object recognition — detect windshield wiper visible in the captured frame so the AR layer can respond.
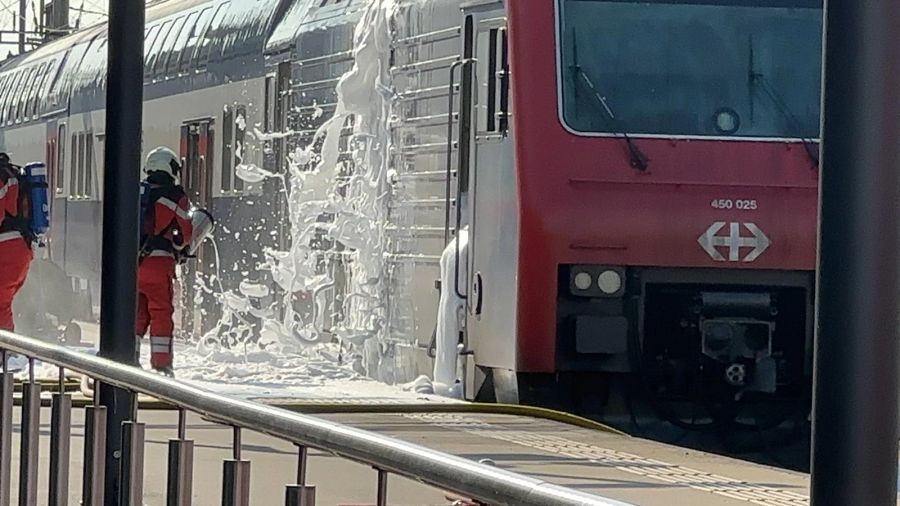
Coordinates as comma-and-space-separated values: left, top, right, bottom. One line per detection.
570, 33, 648, 171
748, 37, 820, 168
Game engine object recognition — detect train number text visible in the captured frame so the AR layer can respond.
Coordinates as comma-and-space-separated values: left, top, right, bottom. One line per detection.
711, 199, 758, 211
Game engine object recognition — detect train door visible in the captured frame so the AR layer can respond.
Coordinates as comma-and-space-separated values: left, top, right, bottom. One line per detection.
48, 121, 67, 265
179, 119, 215, 338
458, 3, 519, 401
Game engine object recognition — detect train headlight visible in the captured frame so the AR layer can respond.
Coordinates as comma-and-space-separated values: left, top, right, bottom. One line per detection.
568, 266, 625, 297
713, 107, 740, 135
573, 272, 593, 291
597, 270, 622, 294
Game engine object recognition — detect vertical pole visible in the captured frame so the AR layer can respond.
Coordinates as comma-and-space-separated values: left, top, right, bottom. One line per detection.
0, 368, 12, 506
284, 446, 315, 506
222, 428, 250, 506
18, 370, 40, 506
82, 405, 107, 506
167, 409, 194, 506
49, 390, 72, 506
221, 461, 250, 506
117, 421, 145, 506
811, 0, 900, 504
99, 1, 145, 504
375, 469, 388, 506
17, 0, 24, 54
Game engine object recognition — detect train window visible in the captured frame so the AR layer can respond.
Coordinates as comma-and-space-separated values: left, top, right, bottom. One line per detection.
3, 73, 16, 122
29, 64, 48, 119
557, 0, 822, 138
24, 65, 38, 120
0, 75, 9, 124
234, 105, 246, 191
70, 133, 78, 196
482, 29, 498, 133
1, 74, 12, 123
28, 65, 44, 118
264, 76, 274, 133
5, 71, 21, 125
46, 51, 70, 111
95, 134, 105, 189
157, 15, 187, 78
487, 28, 509, 134
144, 25, 161, 60
221, 105, 233, 192
168, 11, 200, 76
34, 61, 54, 117
12, 69, 27, 123
146, 20, 173, 80
16, 68, 36, 123
12, 70, 26, 123
457, 15, 475, 192
180, 7, 213, 74
84, 132, 93, 198
197, 3, 230, 69
56, 124, 66, 194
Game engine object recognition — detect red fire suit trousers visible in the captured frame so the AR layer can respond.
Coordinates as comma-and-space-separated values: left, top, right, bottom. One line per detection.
0, 236, 32, 331
136, 255, 176, 369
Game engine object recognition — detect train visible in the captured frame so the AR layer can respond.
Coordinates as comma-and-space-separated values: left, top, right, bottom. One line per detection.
0, 0, 823, 428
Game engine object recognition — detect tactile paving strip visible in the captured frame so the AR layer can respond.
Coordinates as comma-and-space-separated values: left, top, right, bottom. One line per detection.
404, 413, 808, 506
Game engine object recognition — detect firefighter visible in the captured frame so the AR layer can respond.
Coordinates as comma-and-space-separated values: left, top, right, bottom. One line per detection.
138, 147, 193, 376
0, 153, 33, 332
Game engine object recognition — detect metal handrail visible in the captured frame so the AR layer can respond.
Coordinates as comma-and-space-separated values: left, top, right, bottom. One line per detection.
0, 330, 630, 506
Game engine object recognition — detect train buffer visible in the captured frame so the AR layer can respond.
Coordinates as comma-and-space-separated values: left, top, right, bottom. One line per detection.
0, 330, 827, 506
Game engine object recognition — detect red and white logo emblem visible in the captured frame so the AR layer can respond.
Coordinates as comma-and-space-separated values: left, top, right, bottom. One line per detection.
698, 222, 770, 262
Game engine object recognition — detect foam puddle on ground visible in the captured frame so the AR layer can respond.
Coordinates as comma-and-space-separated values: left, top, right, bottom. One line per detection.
13, 329, 454, 403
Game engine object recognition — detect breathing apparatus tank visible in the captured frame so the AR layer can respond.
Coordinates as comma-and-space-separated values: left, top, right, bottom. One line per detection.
21, 162, 50, 241
187, 208, 215, 256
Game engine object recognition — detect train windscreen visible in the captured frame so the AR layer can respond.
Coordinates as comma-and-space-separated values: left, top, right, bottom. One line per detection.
557, 0, 823, 139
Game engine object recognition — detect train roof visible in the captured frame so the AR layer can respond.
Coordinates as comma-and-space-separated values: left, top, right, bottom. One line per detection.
0, 0, 371, 123
266, 0, 365, 55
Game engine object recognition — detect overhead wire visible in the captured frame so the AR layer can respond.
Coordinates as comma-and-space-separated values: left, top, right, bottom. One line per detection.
75, 0, 106, 17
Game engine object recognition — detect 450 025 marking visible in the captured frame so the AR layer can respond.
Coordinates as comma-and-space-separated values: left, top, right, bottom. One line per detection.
711, 199, 759, 210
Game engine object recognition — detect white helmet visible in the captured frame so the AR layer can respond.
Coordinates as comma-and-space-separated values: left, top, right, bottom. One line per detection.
144, 147, 181, 178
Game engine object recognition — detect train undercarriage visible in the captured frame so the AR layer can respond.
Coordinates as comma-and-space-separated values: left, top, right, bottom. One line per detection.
471, 267, 814, 465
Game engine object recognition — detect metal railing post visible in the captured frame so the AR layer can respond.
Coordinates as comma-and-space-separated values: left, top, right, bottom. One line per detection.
18, 359, 40, 506
0, 351, 12, 506
376, 469, 388, 506
118, 419, 145, 506
82, 391, 108, 506
222, 427, 250, 506
49, 367, 72, 506
167, 408, 194, 506
285, 445, 315, 506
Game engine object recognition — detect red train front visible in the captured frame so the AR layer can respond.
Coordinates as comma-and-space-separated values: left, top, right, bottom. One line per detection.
461, 0, 822, 425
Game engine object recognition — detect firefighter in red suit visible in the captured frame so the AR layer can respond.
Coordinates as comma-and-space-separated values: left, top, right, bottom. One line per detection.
138, 147, 193, 376
0, 153, 32, 332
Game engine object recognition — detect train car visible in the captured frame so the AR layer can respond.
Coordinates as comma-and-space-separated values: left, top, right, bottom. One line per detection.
498, 0, 822, 426
0, 0, 824, 429
269, 0, 824, 426
1, 0, 287, 339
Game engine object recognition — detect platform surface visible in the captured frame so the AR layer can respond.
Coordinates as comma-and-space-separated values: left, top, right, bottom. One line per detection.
10, 406, 894, 505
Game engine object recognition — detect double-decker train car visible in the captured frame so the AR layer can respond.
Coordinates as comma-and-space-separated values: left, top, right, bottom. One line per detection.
0, 0, 823, 428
